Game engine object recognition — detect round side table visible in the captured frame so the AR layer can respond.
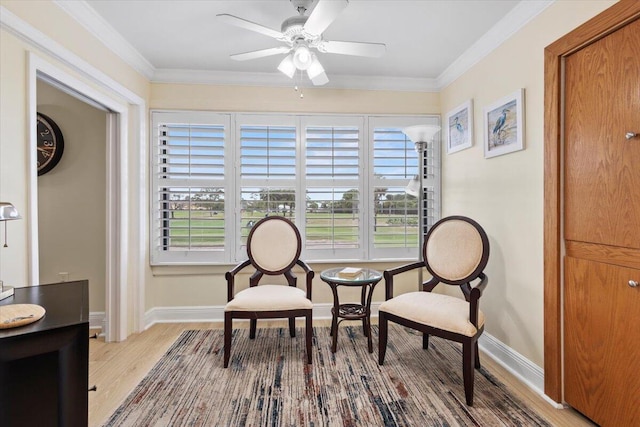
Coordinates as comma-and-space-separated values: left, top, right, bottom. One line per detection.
320, 267, 382, 353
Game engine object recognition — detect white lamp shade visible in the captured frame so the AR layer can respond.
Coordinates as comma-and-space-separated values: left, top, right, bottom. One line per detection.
403, 124, 441, 143
0, 202, 20, 221
310, 71, 329, 86
293, 45, 312, 70
307, 55, 329, 86
405, 175, 420, 197
277, 54, 296, 78
307, 55, 324, 79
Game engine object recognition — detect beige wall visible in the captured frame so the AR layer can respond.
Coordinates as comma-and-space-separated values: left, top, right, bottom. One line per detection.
147, 84, 440, 309
150, 83, 440, 115
439, 0, 615, 367
37, 80, 107, 313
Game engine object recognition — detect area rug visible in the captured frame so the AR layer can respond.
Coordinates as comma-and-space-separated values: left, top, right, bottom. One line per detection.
104, 325, 551, 426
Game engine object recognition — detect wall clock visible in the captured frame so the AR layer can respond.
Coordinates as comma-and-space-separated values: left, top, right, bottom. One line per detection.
37, 113, 65, 176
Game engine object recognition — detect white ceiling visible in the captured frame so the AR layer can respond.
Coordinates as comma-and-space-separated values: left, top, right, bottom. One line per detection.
61, 0, 551, 90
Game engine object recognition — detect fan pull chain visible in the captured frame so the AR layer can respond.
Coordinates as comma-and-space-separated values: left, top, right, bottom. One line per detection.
294, 69, 304, 99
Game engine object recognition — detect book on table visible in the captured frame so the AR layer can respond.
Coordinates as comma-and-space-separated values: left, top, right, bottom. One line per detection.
338, 267, 363, 278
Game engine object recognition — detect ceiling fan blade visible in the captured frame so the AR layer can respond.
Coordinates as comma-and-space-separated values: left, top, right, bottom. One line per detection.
217, 14, 283, 39
321, 40, 386, 57
230, 47, 291, 61
303, 0, 348, 36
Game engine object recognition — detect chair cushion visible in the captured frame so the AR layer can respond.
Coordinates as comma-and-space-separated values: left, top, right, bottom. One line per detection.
426, 219, 484, 281
225, 285, 312, 312
379, 292, 484, 337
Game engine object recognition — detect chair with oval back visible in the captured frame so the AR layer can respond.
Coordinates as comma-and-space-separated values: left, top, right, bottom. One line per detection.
224, 216, 314, 368
378, 215, 490, 405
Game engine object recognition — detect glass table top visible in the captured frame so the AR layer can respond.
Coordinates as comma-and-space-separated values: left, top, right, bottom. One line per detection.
320, 267, 382, 284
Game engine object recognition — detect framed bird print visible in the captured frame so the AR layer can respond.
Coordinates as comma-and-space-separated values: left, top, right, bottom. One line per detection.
483, 89, 525, 158
445, 99, 473, 154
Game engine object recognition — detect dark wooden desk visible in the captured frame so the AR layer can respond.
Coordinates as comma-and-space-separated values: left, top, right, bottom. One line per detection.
0, 280, 89, 427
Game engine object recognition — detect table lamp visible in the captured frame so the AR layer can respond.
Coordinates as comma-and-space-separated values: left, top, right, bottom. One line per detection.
0, 202, 21, 300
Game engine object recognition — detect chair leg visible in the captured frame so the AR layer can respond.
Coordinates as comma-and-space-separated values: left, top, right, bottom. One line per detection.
289, 317, 296, 338
329, 312, 336, 337
474, 340, 481, 369
378, 312, 388, 365
463, 340, 475, 406
305, 312, 312, 364
224, 312, 232, 368
249, 319, 257, 339
422, 333, 430, 349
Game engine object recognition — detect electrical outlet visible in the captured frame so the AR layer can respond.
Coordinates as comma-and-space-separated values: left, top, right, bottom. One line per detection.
58, 272, 69, 282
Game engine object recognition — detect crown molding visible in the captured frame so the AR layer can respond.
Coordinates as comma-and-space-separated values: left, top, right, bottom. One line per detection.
53, 0, 155, 79
436, 0, 555, 89
153, 68, 439, 92
49, 0, 554, 92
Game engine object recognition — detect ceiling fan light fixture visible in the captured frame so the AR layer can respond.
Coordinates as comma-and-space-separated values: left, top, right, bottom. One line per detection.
310, 71, 329, 86
278, 54, 296, 78
293, 44, 312, 70
307, 54, 324, 79
219, 0, 384, 87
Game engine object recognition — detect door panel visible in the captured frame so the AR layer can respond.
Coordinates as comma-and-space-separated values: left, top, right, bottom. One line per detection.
564, 19, 640, 249
564, 256, 640, 426
563, 17, 640, 427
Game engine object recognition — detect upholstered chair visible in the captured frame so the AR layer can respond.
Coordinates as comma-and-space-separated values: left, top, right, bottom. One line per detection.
378, 215, 490, 405
224, 216, 314, 368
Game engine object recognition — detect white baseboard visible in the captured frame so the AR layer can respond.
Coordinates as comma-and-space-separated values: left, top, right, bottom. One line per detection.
478, 333, 563, 408
143, 302, 381, 330
142, 303, 562, 407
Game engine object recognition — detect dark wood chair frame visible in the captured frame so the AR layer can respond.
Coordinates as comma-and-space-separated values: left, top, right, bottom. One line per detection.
378, 215, 490, 405
224, 216, 314, 368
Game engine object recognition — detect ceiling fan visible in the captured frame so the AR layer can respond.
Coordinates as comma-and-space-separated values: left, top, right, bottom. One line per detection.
217, 0, 386, 86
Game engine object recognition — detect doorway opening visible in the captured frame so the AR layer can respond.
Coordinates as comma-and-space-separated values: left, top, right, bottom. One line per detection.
36, 77, 111, 334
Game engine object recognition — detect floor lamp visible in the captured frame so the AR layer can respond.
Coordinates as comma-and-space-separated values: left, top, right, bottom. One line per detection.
0, 202, 21, 300
402, 125, 441, 290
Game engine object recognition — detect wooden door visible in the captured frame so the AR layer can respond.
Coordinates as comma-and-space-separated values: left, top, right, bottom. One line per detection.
563, 17, 640, 427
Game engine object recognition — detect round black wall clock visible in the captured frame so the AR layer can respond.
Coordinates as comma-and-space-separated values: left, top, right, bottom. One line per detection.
37, 113, 65, 176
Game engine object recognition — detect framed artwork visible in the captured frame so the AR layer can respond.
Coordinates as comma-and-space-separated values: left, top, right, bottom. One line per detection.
483, 89, 525, 158
445, 99, 473, 154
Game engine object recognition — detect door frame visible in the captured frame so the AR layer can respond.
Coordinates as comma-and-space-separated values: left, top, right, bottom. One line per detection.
543, 0, 640, 403
26, 52, 145, 342
28, 53, 127, 341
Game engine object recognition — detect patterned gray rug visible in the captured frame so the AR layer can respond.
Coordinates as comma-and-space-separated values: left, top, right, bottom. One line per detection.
104, 325, 551, 426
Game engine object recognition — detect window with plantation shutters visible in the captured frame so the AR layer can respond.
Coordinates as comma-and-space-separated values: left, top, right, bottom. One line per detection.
302, 117, 363, 259
236, 116, 297, 257
151, 111, 231, 264
150, 111, 439, 265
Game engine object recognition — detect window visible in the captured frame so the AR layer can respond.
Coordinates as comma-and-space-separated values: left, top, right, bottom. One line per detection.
237, 115, 297, 258
151, 111, 440, 265
302, 116, 363, 259
151, 111, 231, 264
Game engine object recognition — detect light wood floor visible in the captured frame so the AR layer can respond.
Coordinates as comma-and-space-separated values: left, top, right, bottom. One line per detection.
89, 321, 595, 427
